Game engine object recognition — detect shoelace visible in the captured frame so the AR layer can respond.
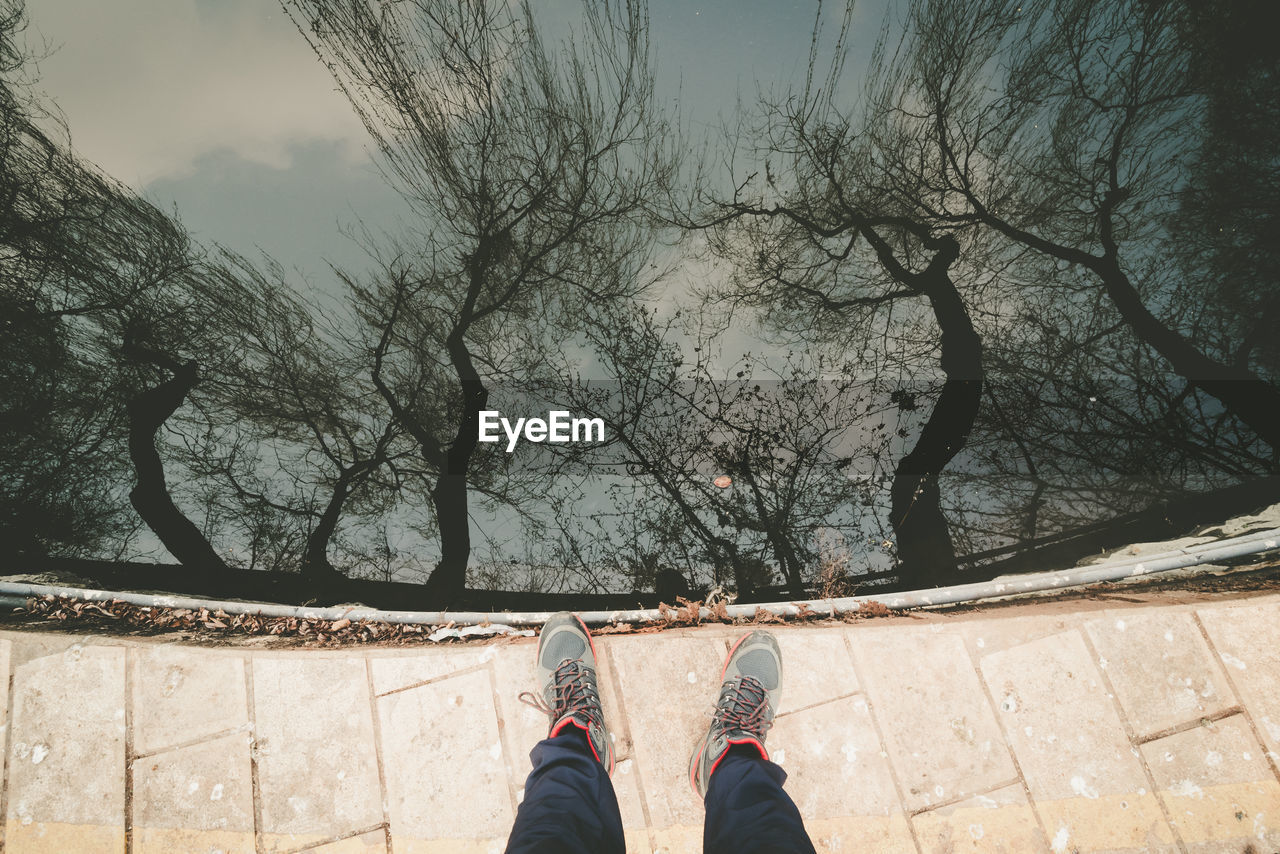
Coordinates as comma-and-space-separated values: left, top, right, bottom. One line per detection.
713, 674, 773, 738
518, 658, 604, 730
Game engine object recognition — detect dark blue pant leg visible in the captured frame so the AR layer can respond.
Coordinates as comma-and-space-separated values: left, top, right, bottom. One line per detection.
703, 745, 817, 854
505, 727, 626, 854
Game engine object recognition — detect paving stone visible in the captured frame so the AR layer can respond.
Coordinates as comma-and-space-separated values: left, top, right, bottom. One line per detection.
391, 838, 509, 853
0, 630, 94, 669
252, 657, 383, 853
299, 828, 388, 852
6, 593, 1280, 853
654, 815, 917, 853
4, 644, 126, 854
650, 824, 704, 854
852, 625, 1015, 811
0, 635, 8, 846
1084, 610, 1235, 737
771, 693, 912, 852
607, 633, 729, 831
801, 816, 917, 853
959, 612, 1088, 660
911, 784, 1047, 854
773, 628, 859, 712
377, 668, 513, 845
1198, 599, 1280, 759
1140, 714, 1280, 853
621, 827, 652, 853
979, 630, 1177, 853
132, 645, 248, 755
131, 731, 255, 854
369, 647, 497, 696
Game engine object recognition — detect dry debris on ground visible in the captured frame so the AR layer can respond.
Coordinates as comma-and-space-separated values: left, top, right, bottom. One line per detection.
6, 593, 900, 646
17, 595, 470, 646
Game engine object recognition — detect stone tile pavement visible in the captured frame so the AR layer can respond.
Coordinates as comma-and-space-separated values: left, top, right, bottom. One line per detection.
2, 589, 1280, 853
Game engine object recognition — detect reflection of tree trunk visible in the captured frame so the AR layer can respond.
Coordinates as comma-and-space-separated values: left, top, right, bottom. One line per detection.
125, 359, 226, 572
421, 325, 488, 603
301, 466, 364, 585
1095, 258, 1280, 450
889, 246, 983, 588
1022, 480, 1046, 542
768, 530, 806, 598
427, 472, 470, 601
723, 550, 755, 599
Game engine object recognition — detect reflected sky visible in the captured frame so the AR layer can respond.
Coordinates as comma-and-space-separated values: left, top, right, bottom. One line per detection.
26, 0, 886, 286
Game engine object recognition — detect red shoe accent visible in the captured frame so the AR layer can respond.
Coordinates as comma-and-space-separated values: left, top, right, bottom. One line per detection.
721, 632, 752, 681
692, 735, 770, 796
549, 715, 580, 740
573, 613, 598, 660
550, 716, 611, 772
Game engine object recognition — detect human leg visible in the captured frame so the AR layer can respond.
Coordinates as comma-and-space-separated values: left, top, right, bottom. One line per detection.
689, 631, 816, 854
506, 727, 624, 854
702, 745, 814, 854
505, 613, 624, 854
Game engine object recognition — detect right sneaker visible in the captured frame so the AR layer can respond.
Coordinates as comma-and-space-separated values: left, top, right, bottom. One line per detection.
518, 612, 615, 774
688, 630, 783, 798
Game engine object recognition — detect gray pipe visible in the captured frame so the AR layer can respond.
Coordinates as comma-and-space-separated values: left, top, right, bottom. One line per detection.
2, 528, 1276, 629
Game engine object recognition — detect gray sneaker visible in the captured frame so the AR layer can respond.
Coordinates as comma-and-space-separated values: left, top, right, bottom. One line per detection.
688, 630, 783, 797
519, 612, 615, 774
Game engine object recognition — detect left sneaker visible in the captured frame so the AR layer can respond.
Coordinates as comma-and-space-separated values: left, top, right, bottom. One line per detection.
688, 630, 783, 798
519, 612, 615, 774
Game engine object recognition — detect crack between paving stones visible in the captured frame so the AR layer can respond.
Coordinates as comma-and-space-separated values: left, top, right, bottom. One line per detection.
597, 640, 657, 853
124, 646, 135, 854
906, 777, 1024, 818
0, 645, 16, 853
774, 690, 863, 720
364, 657, 395, 854
1135, 707, 1245, 745
245, 656, 266, 854
131, 723, 254, 761
278, 822, 388, 854
375, 660, 490, 698
1191, 611, 1280, 788
485, 659, 520, 827
1077, 628, 1189, 854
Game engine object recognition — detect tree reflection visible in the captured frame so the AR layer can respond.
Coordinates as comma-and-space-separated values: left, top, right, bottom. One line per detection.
2, 0, 1275, 603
